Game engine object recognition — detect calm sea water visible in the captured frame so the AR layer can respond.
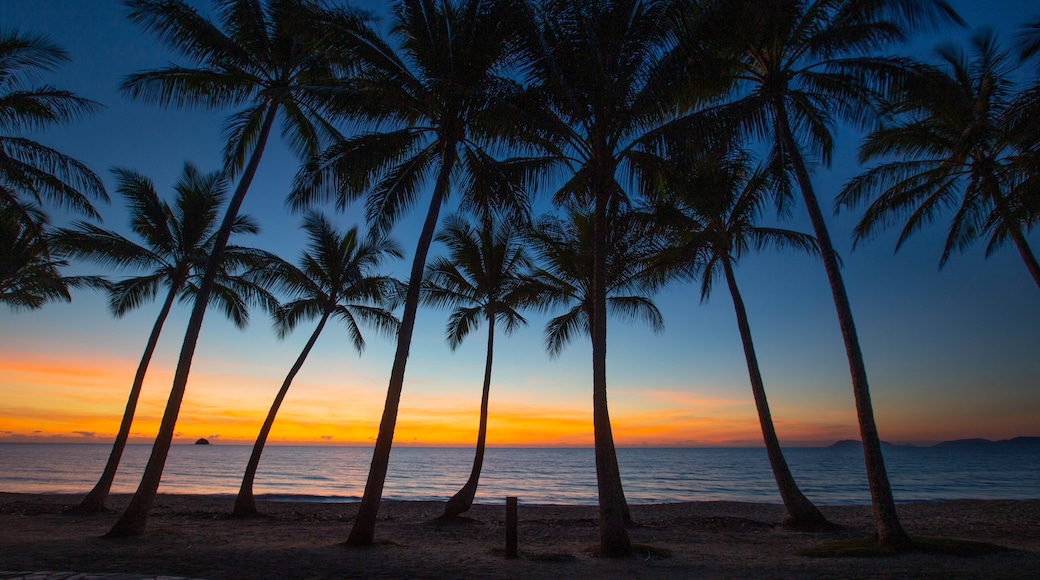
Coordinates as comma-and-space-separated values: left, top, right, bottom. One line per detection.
1, 443, 1037, 505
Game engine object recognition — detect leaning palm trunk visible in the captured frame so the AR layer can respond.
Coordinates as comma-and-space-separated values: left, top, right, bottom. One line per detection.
775, 105, 910, 549
721, 256, 832, 531
987, 182, 1040, 289
1009, 228, 1040, 288
348, 149, 458, 546
72, 283, 181, 514
591, 195, 631, 556
439, 315, 495, 520
105, 106, 279, 538
233, 312, 329, 517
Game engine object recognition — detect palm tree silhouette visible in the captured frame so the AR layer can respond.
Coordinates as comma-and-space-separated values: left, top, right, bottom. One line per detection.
694, 0, 961, 549
646, 148, 833, 531
232, 212, 402, 517
0, 30, 106, 230
527, 208, 662, 519
289, 0, 529, 546
107, 0, 349, 537
516, 0, 697, 554
421, 213, 537, 521
51, 163, 274, 514
528, 208, 663, 358
840, 29, 1040, 289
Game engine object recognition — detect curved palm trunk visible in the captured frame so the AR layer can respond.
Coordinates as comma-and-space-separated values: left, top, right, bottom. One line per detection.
72, 282, 181, 514
721, 256, 833, 531
439, 315, 495, 520
984, 180, 1040, 289
233, 312, 329, 517
1009, 228, 1040, 289
105, 105, 279, 538
774, 105, 910, 549
591, 193, 631, 557
347, 147, 458, 546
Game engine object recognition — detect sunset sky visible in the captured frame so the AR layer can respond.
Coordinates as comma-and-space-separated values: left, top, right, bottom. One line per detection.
2, 0, 1038, 449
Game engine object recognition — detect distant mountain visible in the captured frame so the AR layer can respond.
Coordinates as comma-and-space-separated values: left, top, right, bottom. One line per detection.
829, 437, 1040, 449
933, 437, 1040, 449
828, 439, 914, 449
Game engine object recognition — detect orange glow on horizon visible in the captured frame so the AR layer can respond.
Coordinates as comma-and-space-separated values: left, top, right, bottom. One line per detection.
2, 347, 1035, 448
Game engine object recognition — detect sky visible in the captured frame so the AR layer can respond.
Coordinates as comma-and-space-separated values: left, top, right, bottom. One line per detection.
1, 0, 1038, 449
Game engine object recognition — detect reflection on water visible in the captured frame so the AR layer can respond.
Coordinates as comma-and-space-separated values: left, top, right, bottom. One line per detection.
0, 443, 1037, 505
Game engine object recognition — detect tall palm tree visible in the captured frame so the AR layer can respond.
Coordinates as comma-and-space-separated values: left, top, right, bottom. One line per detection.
0, 30, 106, 229
289, 0, 530, 546
646, 148, 832, 530
232, 213, 401, 517
693, 0, 961, 549
51, 163, 273, 514
106, 0, 350, 537
516, 0, 703, 555
422, 213, 536, 521
527, 208, 662, 519
838, 29, 1040, 289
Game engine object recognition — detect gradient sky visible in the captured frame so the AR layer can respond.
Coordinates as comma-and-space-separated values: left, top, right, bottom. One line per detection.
2, 0, 1038, 449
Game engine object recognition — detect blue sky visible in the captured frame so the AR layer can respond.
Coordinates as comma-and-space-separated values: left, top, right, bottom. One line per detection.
1, 0, 1038, 447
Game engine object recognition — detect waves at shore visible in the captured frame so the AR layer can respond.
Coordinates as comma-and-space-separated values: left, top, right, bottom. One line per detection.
2, 443, 1038, 506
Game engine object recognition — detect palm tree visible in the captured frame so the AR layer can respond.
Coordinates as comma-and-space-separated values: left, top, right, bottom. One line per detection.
0, 203, 78, 310
527, 208, 662, 526
421, 213, 536, 521
528, 208, 664, 354
232, 212, 401, 517
0, 30, 106, 229
646, 148, 833, 530
288, 0, 530, 546
838, 29, 1040, 289
692, 0, 961, 549
50, 162, 273, 514
106, 0, 350, 537
515, 0, 703, 555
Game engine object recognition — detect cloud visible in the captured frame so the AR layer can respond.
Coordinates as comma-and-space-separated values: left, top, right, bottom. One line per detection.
320, 435, 333, 440
207, 434, 221, 439
72, 431, 95, 438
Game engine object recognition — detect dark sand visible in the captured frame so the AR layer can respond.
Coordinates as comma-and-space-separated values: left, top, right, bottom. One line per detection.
1, 493, 1038, 578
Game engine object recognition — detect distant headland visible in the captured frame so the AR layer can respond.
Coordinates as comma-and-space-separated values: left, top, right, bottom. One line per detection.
829, 436, 1040, 449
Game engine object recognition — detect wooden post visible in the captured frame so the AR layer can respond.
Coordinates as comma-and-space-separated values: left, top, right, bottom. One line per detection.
506, 496, 518, 558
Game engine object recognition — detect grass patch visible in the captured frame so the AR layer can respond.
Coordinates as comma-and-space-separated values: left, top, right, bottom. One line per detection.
799, 536, 1013, 558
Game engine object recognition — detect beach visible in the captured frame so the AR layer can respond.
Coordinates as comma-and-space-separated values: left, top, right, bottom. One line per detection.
1, 493, 1038, 579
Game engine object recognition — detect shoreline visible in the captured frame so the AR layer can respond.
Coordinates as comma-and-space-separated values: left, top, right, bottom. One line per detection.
2, 493, 1039, 579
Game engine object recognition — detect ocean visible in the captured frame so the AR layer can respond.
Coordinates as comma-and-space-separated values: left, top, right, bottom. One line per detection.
1, 443, 1037, 505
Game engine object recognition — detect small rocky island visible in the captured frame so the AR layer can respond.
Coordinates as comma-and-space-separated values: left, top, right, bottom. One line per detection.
194, 438, 210, 445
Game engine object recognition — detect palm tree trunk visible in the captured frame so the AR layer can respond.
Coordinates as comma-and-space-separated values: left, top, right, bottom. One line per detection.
1009, 224, 1040, 289
105, 104, 279, 538
440, 315, 495, 521
233, 312, 329, 518
348, 147, 459, 546
72, 282, 181, 514
774, 104, 910, 549
985, 182, 1040, 289
721, 256, 833, 531
591, 190, 631, 557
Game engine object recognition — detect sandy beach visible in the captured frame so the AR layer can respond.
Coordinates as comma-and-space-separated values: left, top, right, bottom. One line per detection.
1, 493, 1038, 578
